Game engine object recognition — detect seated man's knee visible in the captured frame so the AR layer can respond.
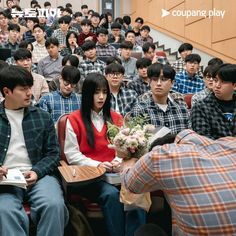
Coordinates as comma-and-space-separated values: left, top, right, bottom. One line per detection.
100, 185, 120, 202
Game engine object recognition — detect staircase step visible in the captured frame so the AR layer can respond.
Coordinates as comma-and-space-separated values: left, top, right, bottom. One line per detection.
154, 41, 180, 64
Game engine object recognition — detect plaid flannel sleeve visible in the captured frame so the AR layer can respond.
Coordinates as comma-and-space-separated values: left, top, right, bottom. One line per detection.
31, 114, 60, 179
190, 101, 213, 138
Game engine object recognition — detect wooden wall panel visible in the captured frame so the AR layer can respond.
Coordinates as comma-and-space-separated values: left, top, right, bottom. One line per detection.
212, 0, 236, 42
212, 38, 236, 59
185, 19, 212, 47
164, 3, 185, 37
185, 0, 212, 24
148, 0, 165, 28
165, 0, 184, 10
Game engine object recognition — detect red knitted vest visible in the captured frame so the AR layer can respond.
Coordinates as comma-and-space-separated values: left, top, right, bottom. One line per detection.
68, 110, 123, 162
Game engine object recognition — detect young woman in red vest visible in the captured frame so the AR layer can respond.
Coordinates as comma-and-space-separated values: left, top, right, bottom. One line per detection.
64, 73, 146, 236
64, 73, 125, 236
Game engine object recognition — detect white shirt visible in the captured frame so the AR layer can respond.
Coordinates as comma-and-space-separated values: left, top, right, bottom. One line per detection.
4, 108, 32, 172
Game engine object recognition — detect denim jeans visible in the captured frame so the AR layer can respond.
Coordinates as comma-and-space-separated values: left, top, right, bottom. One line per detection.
72, 180, 146, 236
0, 175, 69, 236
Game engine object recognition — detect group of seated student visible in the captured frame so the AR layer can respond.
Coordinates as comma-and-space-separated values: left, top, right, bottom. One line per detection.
0, 1, 236, 236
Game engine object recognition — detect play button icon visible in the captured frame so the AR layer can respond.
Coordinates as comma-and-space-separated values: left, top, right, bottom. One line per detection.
161, 9, 170, 17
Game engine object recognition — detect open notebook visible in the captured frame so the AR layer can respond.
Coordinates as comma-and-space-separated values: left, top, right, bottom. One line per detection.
0, 169, 27, 189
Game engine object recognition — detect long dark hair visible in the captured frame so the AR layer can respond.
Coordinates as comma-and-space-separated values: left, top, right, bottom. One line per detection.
66, 31, 79, 48
81, 73, 112, 148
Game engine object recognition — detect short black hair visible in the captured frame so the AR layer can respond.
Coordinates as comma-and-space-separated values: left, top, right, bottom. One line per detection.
74, 11, 82, 18
65, 3, 72, 8
19, 41, 34, 51
61, 65, 80, 84
81, 4, 88, 9
216, 63, 236, 83
30, 0, 38, 7
136, 58, 152, 69
88, 9, 94, 15
45, 37, 59, 48
11, 5, 21, 11
203, 65, 215, 77
44, 1, 51, 7
114, 17, 123, 25
185, 54, 201, 64
148, 63, 176, 81
140, 25, 150, 32
120, 40, 133, 49
14, 48, 32, 60
33, 24, 45, 32
91, 12, 100, 18
81, 40, 96, 51
106, 56, 122, 65
62, 54, 79, 67
63, 7, 73, 15
208, 57, 223, 66
0, 65, 33, 97
178, 43, 193, 54
111, 22, 122, 30
123, 15, 131, 25
81, 18, 91, 26
96, 28, 109, 36
0, 10, 12, 19
8, 23, 20, 32
58, 15, 72, 24
142, 42, 156, 53
105, 63, 125, 75
125, 30, 136, 38
25, 17, 39, 24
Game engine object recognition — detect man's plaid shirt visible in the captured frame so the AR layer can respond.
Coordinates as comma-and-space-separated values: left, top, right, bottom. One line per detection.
78, 58, 106, 80
135, 35, 153, 47
96, 42, 118, 57
38, 90, 81, 124
131, 93, 189, 134
173, 70, 205, 94
172, 57, 185, 73
172, 58, 203, 78
110, 85, 138, 116
60, 46, 84, 57
52, 27, 79, 47
0, 40, 19, 56
190, 93, 236, 139
0, 102, 59, 179
126, 76, 150, 96
191, 88, 211, 107
121, 129, 236, 235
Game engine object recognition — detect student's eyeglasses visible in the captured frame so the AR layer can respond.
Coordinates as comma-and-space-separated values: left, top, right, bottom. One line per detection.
108, 72, 123, 78
62, 80, 77, 88
150, 76, 171, 82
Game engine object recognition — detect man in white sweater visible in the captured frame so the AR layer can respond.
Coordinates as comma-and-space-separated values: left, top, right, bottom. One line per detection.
0, 65, 68, 236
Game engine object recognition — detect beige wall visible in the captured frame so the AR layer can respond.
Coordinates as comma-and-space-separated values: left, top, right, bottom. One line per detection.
131, 0, 236, 63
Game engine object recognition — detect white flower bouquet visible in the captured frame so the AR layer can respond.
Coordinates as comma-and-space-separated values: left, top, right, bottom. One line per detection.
107, 115, 156, 159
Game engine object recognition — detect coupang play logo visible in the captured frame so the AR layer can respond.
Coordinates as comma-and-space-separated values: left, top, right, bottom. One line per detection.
161, 8, 225, 19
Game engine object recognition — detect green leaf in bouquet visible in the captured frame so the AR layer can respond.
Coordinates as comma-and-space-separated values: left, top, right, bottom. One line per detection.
106, 121, 120, 143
